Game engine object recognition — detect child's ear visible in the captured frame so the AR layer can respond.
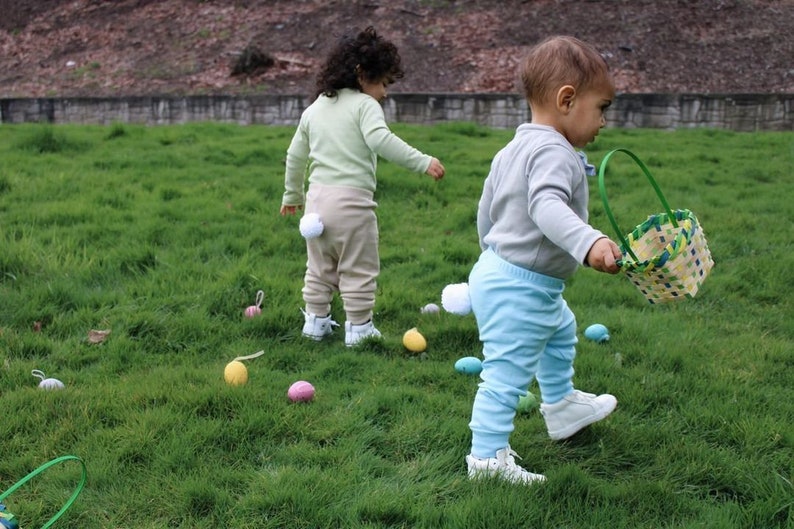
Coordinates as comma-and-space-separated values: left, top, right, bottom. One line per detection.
556, 85, 576, 113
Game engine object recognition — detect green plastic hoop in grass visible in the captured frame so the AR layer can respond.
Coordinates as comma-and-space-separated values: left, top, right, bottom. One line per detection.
0, 455, 86, 529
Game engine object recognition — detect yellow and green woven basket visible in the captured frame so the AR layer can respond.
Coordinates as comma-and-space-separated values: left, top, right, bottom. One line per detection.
598, 148, 714, 304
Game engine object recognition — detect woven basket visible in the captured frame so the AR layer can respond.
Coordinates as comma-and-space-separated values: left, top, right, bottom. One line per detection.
598, 149, 714, 304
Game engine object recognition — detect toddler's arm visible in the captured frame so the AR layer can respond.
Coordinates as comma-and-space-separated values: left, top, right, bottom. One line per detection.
586, 237, 622, 274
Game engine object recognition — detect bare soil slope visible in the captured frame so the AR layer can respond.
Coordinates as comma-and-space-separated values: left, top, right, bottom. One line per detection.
1, 0, 792, 98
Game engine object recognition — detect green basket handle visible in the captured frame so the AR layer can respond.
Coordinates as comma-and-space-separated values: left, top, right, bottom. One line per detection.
0, 455, 86, 529
597, 148, 677, 262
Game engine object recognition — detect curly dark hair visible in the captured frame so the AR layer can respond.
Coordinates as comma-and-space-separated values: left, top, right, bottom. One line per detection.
314, 26, 404, 100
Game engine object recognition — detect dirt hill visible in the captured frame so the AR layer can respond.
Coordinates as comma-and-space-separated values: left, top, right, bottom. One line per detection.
1, 0, 792, 98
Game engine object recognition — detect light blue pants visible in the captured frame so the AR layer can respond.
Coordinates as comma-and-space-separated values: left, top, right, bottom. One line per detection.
468, 249, 578, 458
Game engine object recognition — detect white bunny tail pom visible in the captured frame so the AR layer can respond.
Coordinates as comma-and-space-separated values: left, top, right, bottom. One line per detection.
441, 283, 472, 315
299, 213, 324, 239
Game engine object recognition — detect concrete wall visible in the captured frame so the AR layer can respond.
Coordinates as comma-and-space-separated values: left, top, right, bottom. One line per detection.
1, 93, 792, 131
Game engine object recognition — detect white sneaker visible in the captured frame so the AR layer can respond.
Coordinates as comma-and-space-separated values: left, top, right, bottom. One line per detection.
301, 309, 339, 341
344, 320, 382, 347
540, 390, 617, 440
466, 446, 546, 485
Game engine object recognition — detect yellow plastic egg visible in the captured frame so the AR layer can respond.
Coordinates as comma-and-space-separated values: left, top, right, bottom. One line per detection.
402, 327, 427, 353
224, 360, 248, 386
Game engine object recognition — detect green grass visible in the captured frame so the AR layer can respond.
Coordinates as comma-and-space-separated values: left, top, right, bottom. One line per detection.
1, 122, 792, 528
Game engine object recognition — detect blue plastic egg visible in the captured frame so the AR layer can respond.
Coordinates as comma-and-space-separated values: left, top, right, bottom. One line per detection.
454, 356, 483, 375
584, 323, 610, 343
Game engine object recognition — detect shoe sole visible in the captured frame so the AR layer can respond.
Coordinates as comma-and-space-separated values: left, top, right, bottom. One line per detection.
547, 397, 618, 441
302, 332, 329, 341
467, 467, 546, 485
345, 339, 376, 347
345, 334, 382, 347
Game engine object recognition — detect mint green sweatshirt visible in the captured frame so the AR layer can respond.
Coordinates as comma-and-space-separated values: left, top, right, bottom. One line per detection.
282, 88, 432, 206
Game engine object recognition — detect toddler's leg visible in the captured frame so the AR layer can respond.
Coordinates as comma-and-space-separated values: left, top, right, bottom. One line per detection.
337, 212, 379, 325
535, 305, 577, 404
537, 302, 617, 440
312, 185, 379, 325
302, 237, 338, 317
465, 251, 564, 485
468, 253, 562, 458
301, 185, 341, 316
337, 212, 381, 346
468, 343, 535, 457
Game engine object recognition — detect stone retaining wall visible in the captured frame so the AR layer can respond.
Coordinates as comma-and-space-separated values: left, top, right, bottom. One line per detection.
1, 93, 791, 131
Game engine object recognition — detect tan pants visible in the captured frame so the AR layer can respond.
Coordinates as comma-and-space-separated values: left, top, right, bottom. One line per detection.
302, 184, 379, 324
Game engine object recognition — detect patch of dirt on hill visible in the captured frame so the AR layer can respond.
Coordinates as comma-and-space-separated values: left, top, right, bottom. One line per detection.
1, 0, 792, 98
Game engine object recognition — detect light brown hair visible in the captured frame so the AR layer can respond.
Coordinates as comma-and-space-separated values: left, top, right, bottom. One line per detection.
519, 36, 610, 106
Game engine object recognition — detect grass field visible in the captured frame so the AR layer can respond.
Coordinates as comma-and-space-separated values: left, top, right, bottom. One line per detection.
1, 122, 792, 529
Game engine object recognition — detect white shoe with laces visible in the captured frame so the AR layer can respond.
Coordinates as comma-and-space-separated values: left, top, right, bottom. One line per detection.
301, 309, 339, 341
540, 390, 617, 440
344, 320, 382, 347
465, 446, 546, 485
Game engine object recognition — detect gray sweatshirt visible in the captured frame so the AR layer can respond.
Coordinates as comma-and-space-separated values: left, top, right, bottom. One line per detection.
477, 124, 606, 280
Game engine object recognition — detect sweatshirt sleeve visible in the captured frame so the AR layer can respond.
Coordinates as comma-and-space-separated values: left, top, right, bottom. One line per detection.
527, 146, 606, 265
282, 120, 310, 206
359, 98, 432, 174
477, 159, 498, 251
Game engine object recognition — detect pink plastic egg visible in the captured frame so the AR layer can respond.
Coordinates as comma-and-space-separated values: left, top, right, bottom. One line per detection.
244, 305, 261, 318
287, 380, 315, 402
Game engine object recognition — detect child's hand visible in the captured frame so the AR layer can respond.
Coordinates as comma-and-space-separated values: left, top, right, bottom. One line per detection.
280, 204, 302, 216
586, 237, 622, 274
426, 158, 445, 180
